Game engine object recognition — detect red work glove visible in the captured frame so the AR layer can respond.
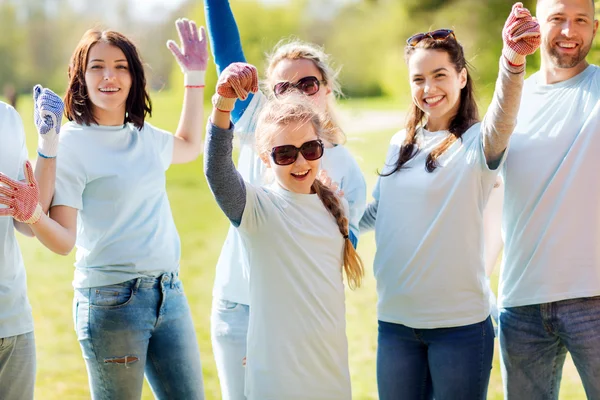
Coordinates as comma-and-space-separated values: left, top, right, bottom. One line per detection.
212, 62, 259, 112
502, 2, 541, 67
0, 161, 42, 224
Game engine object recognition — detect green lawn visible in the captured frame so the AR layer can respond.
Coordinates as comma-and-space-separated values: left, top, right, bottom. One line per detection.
12, 91, 585, 399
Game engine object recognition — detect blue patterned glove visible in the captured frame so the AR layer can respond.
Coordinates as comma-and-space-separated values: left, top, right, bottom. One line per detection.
33, 84, 64, 158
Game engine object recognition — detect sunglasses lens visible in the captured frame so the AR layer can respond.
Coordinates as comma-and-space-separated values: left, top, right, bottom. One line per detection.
297, 77, 320, 96
274, 82, 290, 97
407, 29, 454, 46
272, 145, 298, 165
430, 29, 452, 40
300, 140, 323, 161
407, 33, 425, 46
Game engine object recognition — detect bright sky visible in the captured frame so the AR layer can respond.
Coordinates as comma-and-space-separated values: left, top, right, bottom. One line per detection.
129, 0, 187, 20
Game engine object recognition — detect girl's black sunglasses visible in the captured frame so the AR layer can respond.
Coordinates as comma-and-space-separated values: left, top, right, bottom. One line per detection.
270, 139, 324, 166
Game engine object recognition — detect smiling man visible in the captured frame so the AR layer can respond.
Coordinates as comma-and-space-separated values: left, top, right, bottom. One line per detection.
498, 0, 600, 398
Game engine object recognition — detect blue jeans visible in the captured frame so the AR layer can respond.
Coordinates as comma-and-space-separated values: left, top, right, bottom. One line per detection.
499, 296, 600, 400
74, 273, 205, 400
377, 317, 494, 400
0, 331, 35, 400
211, 298, 249, 400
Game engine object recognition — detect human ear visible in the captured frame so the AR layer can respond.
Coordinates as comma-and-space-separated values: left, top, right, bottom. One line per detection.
459, 68, 467, 89
260, 152, 271, 168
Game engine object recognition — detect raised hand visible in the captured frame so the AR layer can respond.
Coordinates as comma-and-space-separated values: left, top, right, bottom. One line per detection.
167, 18, 209, 87
213, 62, 259, 112
33, 84, 64, 158
0, 161, 42, 224
502, 2, 541, 67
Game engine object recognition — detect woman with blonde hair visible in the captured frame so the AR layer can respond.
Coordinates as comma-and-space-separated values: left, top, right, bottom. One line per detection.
204, 1, 366, 398
205, 62, 363, 399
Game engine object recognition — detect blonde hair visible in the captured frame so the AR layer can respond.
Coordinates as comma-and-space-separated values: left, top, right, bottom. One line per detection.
264, 39, 346, 146
256, 95, 364, 290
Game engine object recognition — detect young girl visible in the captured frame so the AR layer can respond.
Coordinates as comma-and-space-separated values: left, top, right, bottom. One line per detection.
204, 2, 366, 397
28, 19, 208, 399
205, 62, 363, 400
360, 3, 540, 399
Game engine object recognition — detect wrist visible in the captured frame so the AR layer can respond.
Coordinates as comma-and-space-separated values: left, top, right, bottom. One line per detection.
184, 70, 206, 87
24, 204, 43, 225
500, 55, 525, 74
212, 94, 236, 113
502, 47, 526, 68
38, 134, 59, 158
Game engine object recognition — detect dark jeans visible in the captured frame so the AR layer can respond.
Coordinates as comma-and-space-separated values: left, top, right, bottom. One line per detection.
499, 296, 600, 400
377, 316, 494, 400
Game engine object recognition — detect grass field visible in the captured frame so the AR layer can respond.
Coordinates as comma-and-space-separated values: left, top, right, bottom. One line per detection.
12, 91, 586, 399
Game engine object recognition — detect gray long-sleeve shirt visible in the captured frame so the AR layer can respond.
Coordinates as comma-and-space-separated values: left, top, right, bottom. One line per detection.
204, 122, 247, 226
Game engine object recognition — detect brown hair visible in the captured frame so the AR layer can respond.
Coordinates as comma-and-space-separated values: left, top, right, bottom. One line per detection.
64, 29, 152, 129
255, 95, 364, 289
265, 39, 346, 146
382, 34, 479, 176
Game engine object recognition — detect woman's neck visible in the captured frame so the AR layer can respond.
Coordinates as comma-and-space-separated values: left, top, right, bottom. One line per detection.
424, 117, 449, 132
92, 106, 126, 126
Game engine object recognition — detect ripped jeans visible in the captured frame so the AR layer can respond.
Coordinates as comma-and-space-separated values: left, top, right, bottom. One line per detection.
73, 273, 205, 400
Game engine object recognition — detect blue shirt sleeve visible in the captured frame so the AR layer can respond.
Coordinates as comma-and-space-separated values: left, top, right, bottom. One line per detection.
205, 0, 254, 123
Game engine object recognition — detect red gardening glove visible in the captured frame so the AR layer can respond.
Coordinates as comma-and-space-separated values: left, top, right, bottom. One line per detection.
212, 63, 259, 112
0, 161, 42, 224
502, 2, 541, 67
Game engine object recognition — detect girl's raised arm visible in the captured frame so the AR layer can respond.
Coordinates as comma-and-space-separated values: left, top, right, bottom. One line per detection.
205, 63, 259, 226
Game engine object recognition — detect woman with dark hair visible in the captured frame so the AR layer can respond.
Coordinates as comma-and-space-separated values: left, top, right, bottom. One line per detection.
30, 19, 208, 399
360, 4, 539, 399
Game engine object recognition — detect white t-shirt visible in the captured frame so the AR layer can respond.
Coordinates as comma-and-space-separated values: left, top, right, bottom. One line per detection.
239, 182, 351, 400
373, 124, 502, 328
212, 92, 366, 305
0, 102, 34, 338
500, 65, 600, 307
52, 121, 178, 288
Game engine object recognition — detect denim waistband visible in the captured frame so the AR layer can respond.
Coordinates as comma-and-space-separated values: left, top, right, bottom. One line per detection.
104, 272, 180, 290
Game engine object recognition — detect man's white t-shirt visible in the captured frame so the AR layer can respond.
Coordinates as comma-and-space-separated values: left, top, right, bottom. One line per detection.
500, 65, 600, 307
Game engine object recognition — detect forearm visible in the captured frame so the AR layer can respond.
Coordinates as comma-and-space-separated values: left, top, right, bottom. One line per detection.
204, 0, 253, 122
35, 156, 56, 213
481, 57, 525, 166
29, 212, 76, 255
173, 87, 205, 163
359, 200, 378, 233
204, 118, 247, 225
14, 221, 34, 237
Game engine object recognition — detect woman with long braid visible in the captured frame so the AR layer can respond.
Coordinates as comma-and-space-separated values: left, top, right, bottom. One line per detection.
205, 62, 363, 400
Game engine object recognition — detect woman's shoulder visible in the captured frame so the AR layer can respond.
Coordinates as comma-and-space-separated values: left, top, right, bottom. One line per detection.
465, 121, 483, 139
138, 121, 173, 140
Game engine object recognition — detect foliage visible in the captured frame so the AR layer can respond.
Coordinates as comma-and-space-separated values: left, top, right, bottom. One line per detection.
3, 0, 600, 104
